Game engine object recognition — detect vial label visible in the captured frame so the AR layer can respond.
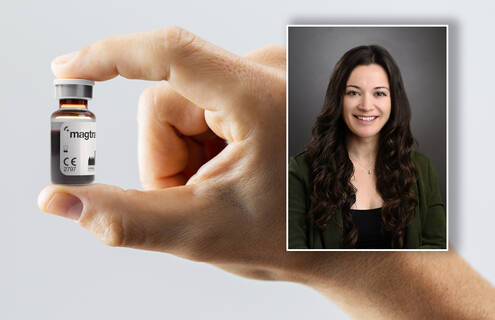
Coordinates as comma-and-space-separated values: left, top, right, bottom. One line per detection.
59, 121, 96, 176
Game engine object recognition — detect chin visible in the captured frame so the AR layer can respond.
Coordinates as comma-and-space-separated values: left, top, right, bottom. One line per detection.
350, 128, 380, 139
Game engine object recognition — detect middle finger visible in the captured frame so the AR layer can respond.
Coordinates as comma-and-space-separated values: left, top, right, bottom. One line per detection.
137, 82, 212, 189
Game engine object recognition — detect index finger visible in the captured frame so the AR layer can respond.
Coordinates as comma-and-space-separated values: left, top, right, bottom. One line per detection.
52, 26, 258, 111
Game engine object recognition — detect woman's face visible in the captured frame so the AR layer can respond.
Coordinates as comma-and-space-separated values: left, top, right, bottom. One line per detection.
342, 64, 392, 140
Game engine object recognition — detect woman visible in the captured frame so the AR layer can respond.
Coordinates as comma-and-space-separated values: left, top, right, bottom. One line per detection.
289, 45, 446, 249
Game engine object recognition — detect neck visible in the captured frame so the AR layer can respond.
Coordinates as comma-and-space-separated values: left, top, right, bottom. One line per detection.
346, 133, 379, 163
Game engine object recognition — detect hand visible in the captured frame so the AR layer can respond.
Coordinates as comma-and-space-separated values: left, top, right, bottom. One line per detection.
38, 26, 291, 280
38, 27, 495, 319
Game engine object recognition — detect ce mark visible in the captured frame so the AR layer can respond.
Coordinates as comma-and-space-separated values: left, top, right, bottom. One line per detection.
63, 157, 77, 166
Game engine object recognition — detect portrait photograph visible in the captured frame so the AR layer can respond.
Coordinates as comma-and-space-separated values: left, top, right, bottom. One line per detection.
287, 25, 447, 251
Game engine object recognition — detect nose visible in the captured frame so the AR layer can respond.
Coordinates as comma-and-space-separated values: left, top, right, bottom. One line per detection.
358, 93, 374, 112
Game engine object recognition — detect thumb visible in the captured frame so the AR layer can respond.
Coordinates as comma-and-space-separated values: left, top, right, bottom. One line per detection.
38, 184, 208, 254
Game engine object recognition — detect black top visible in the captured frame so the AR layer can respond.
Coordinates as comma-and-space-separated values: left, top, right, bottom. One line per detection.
350, 208, 391, 249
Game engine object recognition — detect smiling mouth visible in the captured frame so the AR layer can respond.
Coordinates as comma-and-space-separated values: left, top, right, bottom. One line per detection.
354, 115, 378, 122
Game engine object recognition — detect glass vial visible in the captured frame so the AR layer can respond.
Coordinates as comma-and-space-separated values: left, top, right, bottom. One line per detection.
51, 79, 96, 185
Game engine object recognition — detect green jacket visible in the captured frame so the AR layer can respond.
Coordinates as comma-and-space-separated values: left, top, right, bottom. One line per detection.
288, 151, 446, 249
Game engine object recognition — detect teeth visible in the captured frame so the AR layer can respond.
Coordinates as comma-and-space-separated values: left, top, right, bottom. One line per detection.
357, 116, 376, 121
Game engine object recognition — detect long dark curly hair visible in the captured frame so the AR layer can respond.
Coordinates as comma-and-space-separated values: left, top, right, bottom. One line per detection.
306, 45, 418, 249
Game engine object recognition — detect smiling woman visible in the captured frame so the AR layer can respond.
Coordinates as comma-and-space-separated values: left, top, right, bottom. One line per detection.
288, 44, 446, 250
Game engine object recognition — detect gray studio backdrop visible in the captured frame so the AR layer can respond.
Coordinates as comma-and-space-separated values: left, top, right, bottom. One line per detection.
288, 26, 447, 203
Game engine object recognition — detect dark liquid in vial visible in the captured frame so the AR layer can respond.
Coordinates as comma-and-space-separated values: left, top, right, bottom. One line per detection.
51, 130, 94, 184
50, 104, 96, 185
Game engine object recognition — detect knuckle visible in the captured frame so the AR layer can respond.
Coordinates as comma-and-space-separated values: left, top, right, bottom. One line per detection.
101, 188, 142, 247
81, 207, 125, 248
161, 25, 189, 45
78, 186, 128, 248
102, 219, 125, 247
158, 26, 199, 57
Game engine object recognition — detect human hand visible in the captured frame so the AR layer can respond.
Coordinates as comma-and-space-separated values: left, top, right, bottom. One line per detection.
38, 26, 294, 280
38, 27, 495, 319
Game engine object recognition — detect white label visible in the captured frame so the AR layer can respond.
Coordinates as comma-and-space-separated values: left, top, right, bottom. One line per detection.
60, 121, 96, 176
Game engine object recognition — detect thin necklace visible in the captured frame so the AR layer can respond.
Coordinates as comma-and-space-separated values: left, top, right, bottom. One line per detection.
349, 155, 375, 175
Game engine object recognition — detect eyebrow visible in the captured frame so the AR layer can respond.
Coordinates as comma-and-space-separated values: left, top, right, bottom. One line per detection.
346, 85, 390, 91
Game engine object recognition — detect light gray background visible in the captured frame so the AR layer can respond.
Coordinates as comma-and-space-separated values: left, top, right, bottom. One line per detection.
289, 26, 447, 203
0, 1, 492, 319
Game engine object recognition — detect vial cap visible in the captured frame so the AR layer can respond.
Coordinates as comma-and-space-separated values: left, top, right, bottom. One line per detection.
54, 79, 95, 100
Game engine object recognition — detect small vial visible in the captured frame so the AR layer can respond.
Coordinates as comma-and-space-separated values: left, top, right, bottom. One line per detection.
51, 79, 96, 185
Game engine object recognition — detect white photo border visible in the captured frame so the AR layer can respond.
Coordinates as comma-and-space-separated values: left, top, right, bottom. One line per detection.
285, 24, 449, 252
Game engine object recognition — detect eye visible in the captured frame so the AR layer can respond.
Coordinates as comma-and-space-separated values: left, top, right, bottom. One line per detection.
374, 91, 388, 97
346, 90, 359, 96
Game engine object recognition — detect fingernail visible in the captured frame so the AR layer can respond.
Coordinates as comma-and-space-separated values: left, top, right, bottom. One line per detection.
53, 51, 78, 65
45, 193, 83, 220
